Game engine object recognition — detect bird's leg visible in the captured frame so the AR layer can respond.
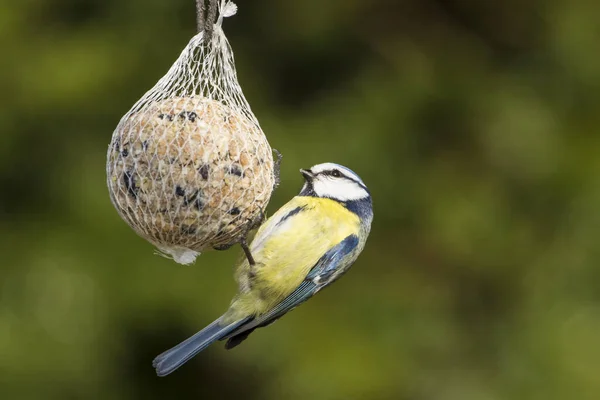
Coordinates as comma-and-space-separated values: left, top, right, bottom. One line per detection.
236, 149, 279, 263
238, 208, 266, 266
240, 236, 255, 266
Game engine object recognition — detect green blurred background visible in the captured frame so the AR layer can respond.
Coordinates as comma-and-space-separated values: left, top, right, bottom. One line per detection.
2, 0, 600, 399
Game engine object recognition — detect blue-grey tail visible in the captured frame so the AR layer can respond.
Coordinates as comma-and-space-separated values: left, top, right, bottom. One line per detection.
152, 317, 249, 377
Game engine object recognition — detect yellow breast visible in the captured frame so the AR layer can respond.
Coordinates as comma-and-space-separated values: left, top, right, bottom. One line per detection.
227, 196, 359, 319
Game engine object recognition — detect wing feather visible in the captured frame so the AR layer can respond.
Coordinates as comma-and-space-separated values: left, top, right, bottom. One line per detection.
225, 234, 359, 342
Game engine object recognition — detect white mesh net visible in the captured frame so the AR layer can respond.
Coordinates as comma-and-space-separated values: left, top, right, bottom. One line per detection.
106, 0, 275, 265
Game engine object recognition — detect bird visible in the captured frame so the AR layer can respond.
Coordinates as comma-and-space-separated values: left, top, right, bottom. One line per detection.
152, 162, 373, 376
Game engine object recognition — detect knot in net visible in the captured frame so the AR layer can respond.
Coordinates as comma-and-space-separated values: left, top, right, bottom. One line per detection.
106, 1, 275, 265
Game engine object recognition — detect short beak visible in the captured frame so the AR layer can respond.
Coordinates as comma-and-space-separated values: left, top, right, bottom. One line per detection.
300, 168, 314, 180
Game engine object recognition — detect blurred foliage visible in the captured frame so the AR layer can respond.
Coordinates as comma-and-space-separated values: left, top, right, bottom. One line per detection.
1, 0, 600, 399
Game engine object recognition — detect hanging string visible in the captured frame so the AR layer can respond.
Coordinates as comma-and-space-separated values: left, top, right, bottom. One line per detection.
196, 0, 219, 40
196, 0, 206, 33
205, 0, 218, 41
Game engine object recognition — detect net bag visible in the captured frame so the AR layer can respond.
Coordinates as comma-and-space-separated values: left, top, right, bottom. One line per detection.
106, 1, 275, 265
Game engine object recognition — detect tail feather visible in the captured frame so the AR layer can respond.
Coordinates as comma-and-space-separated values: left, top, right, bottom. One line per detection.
152, 317, 249, 377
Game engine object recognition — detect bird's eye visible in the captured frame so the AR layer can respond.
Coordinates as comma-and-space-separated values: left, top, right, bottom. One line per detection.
331, 170, 342, 178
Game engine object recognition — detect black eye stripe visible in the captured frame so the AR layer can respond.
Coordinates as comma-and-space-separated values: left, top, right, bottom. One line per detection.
321, 169, 343, 178
316, 169, 367, 191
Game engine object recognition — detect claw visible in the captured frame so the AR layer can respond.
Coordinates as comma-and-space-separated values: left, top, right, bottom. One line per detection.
213, 243, 235, 251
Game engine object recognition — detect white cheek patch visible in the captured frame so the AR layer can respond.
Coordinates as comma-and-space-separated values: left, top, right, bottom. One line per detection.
312, 177, 369, 201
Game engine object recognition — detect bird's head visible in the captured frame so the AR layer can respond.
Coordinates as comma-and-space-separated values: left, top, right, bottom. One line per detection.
299, 162, 371, 203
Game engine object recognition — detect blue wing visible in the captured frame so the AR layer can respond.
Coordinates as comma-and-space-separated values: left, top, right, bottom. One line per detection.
306, 234, 359, 282
222, 234, 359, 348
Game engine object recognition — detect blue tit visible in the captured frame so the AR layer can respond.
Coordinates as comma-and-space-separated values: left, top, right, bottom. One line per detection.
153, 162, 373, 376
